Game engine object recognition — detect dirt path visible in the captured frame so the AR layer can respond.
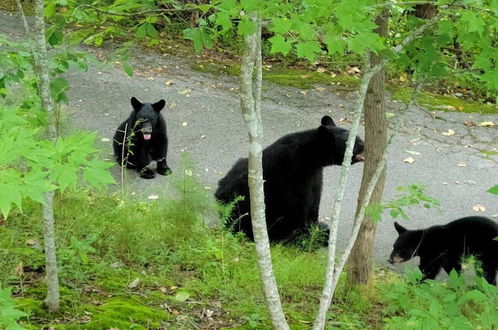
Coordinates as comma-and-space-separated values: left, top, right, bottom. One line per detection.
2, 11, 497, 268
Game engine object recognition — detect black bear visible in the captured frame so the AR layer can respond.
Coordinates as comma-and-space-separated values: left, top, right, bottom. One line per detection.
389, 216, 498, 284
113, 97, 171, 179
215, 116, 365, 243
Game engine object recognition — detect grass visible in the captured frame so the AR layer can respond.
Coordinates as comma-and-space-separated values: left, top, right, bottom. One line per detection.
0, 159, 390, 329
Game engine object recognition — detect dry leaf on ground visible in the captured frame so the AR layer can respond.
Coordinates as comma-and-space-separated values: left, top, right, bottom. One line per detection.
442, 129, 455, 136
472, 204, 486, 212
404, 157, 415, 163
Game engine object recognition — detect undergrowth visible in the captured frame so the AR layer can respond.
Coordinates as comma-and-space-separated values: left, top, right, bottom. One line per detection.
1, 160, 496, 328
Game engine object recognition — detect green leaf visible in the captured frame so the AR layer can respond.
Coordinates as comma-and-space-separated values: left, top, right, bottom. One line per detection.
270, 17, 292, 34
461, 12, 485, 35
268, 35, 292, 55
299, 24, 315, 41
146, 23, 158, 39
237, 19, 256, 36
44, 2, 57, 18
136, 24, 147, 39
50, 77, 70, 102
82, 167, 116, 189
183, 28, 203, 53
295, 41, 322, 61
47, 29, 64, 46
487, 185, 498, 196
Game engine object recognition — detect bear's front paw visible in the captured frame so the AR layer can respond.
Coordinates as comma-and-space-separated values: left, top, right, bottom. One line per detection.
157, 163, 172, 176
138, 167, 155, 179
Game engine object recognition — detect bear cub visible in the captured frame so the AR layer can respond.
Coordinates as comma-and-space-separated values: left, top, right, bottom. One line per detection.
389, 216, 498, 285
215, 116, 365, 243
113, 97, 171, 179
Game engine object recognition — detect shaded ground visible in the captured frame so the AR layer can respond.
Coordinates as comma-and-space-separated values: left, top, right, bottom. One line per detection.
2, 11, 497, 270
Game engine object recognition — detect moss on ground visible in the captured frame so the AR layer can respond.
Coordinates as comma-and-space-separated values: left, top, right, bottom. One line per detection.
82, 298, 169, 329
191, 61, 360, 89
390, 86, 498, 114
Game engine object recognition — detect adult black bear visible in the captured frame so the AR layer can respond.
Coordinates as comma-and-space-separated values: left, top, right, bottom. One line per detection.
215, 116, 365, 243
389, 216, 498, 285
113, 97, 171, 179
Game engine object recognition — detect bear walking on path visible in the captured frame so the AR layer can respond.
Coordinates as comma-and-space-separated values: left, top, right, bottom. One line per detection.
113, 97, 171, 179
215, 116, 365, 243
389, 216, 498, 285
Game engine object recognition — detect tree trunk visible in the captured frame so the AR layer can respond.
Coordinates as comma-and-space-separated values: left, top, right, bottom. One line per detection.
347, 10, 389, 285
240, 13, 289, 330
32, 0, 60, 313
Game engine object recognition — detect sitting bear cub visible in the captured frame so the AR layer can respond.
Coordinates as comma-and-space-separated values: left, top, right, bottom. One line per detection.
113, 97, 171, 179
215, 116, 365, 243
389, 216, 498, 285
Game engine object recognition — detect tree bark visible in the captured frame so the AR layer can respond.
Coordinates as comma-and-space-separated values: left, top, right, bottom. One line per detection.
240, 13, 289, 330
347, 9, 389, 286
32, 0, 60, 313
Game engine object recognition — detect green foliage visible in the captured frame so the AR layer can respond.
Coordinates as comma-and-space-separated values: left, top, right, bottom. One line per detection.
0, 108, 115, 218
0, 287, 27, 330
488, 185, 498, 196
366, 184, 440, 222
383, 270, 498, 329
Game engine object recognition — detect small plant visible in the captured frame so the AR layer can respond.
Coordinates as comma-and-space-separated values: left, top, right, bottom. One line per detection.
383, 269, 498, 329
366, 184, 440, 222
0, 287, 27, 330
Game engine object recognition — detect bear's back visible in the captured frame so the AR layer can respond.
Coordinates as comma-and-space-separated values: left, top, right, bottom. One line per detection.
441, 216, 498, 253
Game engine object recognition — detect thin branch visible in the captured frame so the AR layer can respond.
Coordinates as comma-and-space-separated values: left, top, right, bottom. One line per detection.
15, 0, 29, 34
74, 4, 196, 18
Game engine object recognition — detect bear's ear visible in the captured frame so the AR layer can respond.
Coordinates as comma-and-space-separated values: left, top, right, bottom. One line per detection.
394, 222, 407, 235
152, 99, 166, 112
321, 116, 336, 127
131, 97, 143, 110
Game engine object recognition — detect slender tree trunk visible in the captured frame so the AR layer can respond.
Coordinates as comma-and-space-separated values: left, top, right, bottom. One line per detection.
32, 0, 60, 313
240, 13, 289, 330
347, 9, 389, 285
313, 14, 440, 330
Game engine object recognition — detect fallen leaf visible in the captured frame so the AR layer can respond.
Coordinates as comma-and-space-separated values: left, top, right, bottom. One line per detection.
80, 315, 91, 324
473, 204, 486, 212
26, 239, 39, 246
386, 112, 395, 118
180, 88, 191, 95
148, 194, 159, 200
316, 67, 326, 73
182, 122, 188, 127
185, 169, 193, 176
479, 121, 496, 127
463, 120, 475, 127
165, 80, 174, 86
172, 310, 180, 315
147, 77, 154, 81
399, 74, 407, 82
457, 163, 467, 167
315, 87, 326, 92
170, 285, 178, 290
441, 129, 455, 136
347, 66, 361, 75
159, 287, 168, 294
299, 90, 307, 95
299, 74, 310, 79
101, 137, 110, 142
200, 135, 206, 139
128, 277, 141, 289
404, 150, 421, 156
403, 157, 415, 163
457, 106, 464, 111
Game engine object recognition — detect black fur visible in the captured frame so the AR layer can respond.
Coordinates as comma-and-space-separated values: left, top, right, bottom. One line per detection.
113, 97, 171, 179
215, 116, 365, 243
389, 216, 498, 284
